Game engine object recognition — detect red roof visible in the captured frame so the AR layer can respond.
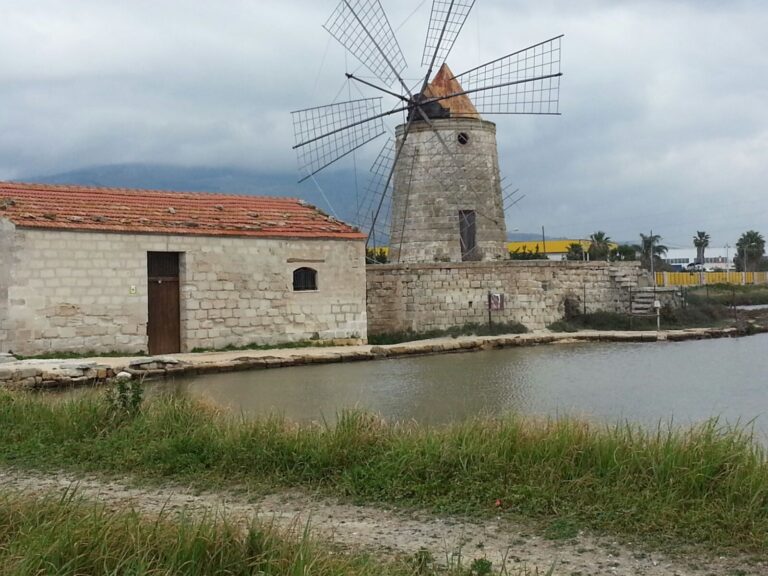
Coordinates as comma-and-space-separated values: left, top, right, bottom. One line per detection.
0, 181, 365, 240
424, 64, 480, 119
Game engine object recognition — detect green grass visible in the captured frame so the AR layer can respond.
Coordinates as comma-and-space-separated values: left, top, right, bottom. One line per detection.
14, 339, 352, 359
549, 303, 730, 332
13, 350, 146, 361
687, 284, 768, 307
369, 322, 528, 346
0, 489, 492, 576
0, 392, 767, 553
190, 339, 344, 354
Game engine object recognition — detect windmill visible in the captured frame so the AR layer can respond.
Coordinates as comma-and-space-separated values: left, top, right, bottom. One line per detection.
291, 0, 563, 263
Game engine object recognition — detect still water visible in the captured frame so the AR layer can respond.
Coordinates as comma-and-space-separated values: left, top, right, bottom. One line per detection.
162, 334, 768, 437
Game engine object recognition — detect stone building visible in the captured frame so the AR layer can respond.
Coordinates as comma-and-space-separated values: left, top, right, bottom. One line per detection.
367, 65, 645, 336
388, 65, 507, 263
0, 182, 367, 356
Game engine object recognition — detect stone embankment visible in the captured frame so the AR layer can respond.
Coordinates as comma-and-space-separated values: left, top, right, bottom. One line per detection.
1, 326, 765, 390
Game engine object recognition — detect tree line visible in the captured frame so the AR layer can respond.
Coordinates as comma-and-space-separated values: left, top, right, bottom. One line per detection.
558, 230, 767, 272
366, 230, 768, 270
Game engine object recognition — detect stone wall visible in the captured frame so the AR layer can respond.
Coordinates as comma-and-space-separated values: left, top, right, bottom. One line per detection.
0, 223, 367, 355
366, 260, 641, 334
388, 118, 507, 263
0, 219, 15, 348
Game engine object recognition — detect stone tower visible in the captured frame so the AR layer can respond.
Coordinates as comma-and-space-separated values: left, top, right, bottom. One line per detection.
388, 64, 507, 263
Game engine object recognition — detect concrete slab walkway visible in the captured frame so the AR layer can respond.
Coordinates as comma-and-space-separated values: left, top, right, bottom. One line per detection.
0, 326, 762, 390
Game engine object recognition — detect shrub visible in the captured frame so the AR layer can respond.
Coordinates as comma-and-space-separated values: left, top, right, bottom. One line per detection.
104, 377, 144, 419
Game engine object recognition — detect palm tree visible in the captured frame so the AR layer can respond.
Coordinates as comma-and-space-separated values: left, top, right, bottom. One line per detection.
609, 245, 637, 262
693, 231, 710, 265
565, 242, 585, 261
634, 233, 668, 270
735, 230, 765, 272
588, 231, 611, 261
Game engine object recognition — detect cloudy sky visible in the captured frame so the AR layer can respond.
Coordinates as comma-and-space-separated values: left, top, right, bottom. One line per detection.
1, 0, 767, 247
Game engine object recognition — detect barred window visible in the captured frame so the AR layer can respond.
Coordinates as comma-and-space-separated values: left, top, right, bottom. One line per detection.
293, 267, 318, 291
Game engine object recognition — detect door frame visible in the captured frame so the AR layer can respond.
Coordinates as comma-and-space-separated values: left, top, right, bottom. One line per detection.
147, 251, 181, 355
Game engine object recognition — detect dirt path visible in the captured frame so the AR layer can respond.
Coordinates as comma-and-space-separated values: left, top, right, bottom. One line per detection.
0, 469, 763, 575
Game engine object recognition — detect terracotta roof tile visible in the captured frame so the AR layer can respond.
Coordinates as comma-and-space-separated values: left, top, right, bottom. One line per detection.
0, 181, 365, 240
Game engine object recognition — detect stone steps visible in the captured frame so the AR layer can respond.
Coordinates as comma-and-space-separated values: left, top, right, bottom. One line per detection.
609, 267, 639, 289
630, 291, 657, 315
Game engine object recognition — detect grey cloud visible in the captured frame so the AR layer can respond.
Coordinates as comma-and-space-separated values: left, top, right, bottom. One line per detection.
1, 0, 766, 246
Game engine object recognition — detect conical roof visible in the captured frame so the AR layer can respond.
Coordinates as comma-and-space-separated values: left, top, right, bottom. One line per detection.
423, 64, 480, 119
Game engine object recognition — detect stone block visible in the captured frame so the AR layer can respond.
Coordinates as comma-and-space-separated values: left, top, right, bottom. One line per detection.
13, 368, 41, 380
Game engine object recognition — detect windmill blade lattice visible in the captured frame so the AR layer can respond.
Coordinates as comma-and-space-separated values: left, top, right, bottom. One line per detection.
324, 0, 408, 88
452, 35, 563, 115
291, 98, 386, 182
421, 0, 476, 67
356, 138, 396, 237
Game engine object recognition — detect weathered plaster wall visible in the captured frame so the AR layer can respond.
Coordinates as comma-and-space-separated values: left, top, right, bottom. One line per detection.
366, 261, 641, 334
1, 227, 366, 355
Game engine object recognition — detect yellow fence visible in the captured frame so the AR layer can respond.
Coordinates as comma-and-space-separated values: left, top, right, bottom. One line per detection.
655, 271, 768, 286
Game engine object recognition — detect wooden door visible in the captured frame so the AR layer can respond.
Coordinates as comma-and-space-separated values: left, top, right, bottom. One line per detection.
147, 252, 181, 355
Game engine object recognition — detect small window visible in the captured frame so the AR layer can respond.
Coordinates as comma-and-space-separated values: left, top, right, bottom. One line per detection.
293, 267, 318, 291
457, 132, 470, 145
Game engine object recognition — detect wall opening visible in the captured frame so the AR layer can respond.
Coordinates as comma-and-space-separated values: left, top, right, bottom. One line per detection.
147, 252, 181, 355
459, 210, 477, 261
293, 267, 318, 291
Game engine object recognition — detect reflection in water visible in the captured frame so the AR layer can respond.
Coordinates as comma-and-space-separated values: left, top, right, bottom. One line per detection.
160, 334, 768, 438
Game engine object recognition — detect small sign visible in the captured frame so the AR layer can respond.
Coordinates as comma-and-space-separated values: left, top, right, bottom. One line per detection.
653, 300, 662, 309
129, 285, 137, 295
489, 293, 505, 311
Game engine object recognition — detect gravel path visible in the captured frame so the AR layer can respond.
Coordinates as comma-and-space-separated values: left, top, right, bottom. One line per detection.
0, 468, 763, 575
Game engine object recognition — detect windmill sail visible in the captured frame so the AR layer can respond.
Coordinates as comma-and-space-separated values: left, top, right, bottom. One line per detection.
452, 35, 563, 115
291, 98, 386, 182
294, 1, 564, 258
421, 0, 476, 68
324, 0, 408, 88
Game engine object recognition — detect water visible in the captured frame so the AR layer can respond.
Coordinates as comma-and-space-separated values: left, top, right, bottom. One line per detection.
161, 334, 768, 438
